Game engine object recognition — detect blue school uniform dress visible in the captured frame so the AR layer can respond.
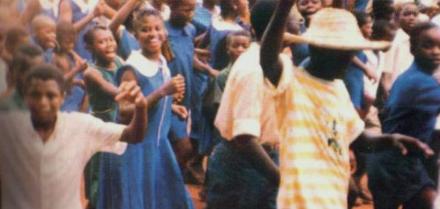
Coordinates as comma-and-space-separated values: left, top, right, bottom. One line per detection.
97, 51, 194, 209
70, 0, 95, 61
60, 54, 86, 112
117, 28, 139, 60
367, 62, 439, 209
165, 21, 196, 140
192, 4, 216, 35
344, 51, 367, 109
290, 22, 310, 66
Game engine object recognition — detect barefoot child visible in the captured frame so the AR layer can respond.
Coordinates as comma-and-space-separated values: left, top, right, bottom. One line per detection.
0, 63, 148, 209
261, 1, 434, 208
97, 9, 193, 209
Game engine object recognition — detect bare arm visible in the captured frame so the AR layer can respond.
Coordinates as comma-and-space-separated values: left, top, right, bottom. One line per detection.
351, 131, 434, 157
59, 0, 104, 32
109, 0, 141, 39
352, 56, 378, 82
116, 82, 148, 143
145, 74, 185, 107
84, 68, 119, 97
260, 0, 295, 86
230, 135, 280, 186
19, 0, 41, 26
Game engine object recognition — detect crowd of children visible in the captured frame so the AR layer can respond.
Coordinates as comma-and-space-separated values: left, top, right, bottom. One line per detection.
2, 0, 440, 209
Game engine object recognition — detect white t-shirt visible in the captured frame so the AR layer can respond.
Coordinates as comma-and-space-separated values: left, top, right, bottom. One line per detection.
0, 111, 127, 209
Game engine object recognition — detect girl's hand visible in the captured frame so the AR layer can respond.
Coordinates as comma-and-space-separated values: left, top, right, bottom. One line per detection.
74, 58, 88, 72
93, 0, 107, 17
389, 133, 434, 157
163, 74, 185, 96
116, 81, 148, 109
172, 104, 188, 119
364, 67, 379, 83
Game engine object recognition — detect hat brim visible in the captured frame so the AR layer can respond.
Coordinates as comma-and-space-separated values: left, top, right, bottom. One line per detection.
283, 33, 390, 50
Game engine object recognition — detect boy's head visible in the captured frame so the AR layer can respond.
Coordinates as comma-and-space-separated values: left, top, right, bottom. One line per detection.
11, 43, 44, 95
285, 8, 389, 79
297, 0, 323, 20
226, 30, 251, 62
31, 15, 57, 50
396, 2, 419, 33
56, 21, 76, 53
219, 0, 249, 19
4, 26, 29, 55
372, 0, 395, 21
169, 0, 196, 27
410, 22, 440, 71
251, 0, 278, 41
23, 64, 65, 125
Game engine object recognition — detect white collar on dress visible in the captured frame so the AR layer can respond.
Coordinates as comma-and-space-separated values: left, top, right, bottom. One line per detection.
126, 50, 170, 78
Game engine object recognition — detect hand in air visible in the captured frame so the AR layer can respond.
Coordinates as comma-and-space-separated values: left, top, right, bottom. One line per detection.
115, 81, 148, 109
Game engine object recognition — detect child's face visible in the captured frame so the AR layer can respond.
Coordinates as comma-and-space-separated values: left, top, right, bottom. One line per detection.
236, 0, 249, 16
398, 4, 419, 32
35, 24, 57, 50
298, 0, 322, 18
24, 79, 64, 125
227, 35, 250, 62
170, 0, 196, 27
92, 29, 117, 62
136, 15, 166, 57
360, 16, 373, 39
58, 33, 76, 52
414, 27, 440, 70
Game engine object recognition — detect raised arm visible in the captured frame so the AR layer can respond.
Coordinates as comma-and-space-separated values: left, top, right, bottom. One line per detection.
260, 0, 295, 86
19, 0, 41, 26
109, 0, 141, 39
116, 81, 148, 143
59, 0, 105, 33
84, 67, 119, 97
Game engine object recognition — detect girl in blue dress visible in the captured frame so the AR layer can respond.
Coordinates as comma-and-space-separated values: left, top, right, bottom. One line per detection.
97, 9, 193, 209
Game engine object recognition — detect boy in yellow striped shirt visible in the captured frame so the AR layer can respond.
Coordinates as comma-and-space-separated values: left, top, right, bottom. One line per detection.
260, 0, 434, 208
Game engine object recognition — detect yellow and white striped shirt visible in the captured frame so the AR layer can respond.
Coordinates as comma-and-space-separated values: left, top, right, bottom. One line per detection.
277, 68, 364, 209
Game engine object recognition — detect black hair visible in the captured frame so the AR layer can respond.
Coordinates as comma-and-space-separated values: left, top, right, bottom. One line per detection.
24, 64, 66, 93
11, 43, 44, 82
372, 0, 394, 21
251, 0, 278, 41
220, 0, 239, 18
410, 22, 438, 55
225, 30, 252, 46
353, 11, 371, 28
83, 25, 109, 49
56, 21, 76, 42
371, 19, 397, 41
133, 8, 163, 31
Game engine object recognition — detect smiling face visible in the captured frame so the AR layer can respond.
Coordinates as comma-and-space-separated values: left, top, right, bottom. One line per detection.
413, 27, 440, 71
135, 15, 166, 58
35, 23, 57, 50
25, 79, 64, 126
91, 29, 117, 63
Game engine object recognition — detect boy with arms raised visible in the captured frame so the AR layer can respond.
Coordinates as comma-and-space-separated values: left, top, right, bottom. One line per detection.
260, 0, 434, 208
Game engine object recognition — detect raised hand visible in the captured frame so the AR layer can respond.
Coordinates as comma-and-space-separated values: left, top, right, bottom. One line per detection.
163, 74, 185, 96
116, 81, 148, 109
172, 104, 188, 119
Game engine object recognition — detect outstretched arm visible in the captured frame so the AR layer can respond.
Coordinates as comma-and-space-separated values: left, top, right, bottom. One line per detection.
260, 0, 296, 86
351, 131, 434, 157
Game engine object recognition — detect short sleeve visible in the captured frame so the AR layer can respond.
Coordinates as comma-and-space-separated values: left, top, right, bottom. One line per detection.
231, 71, 264, 139
82, 114, 127, 155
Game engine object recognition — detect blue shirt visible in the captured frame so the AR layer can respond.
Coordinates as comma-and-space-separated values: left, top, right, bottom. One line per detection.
382, 62, 440, 144
192, 4, 213, 35
165, 21, 196, 108
344, 51, 368, 109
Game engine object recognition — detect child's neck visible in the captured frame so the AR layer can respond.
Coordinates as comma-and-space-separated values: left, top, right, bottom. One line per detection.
142, 50, 161, 62
32, 116, 57, 143
96, 58, 115, 69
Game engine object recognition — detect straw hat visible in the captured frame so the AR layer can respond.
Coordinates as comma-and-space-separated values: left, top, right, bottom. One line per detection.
284, 8, 390, 50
